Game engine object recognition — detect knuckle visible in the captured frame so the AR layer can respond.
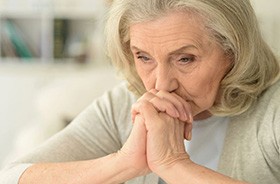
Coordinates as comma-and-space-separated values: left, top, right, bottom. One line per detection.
157, 90, 168, 97
139, 100, 152, 109
158, 112, 173, 121
133, 100, 151, 112
143, 91, 155, 99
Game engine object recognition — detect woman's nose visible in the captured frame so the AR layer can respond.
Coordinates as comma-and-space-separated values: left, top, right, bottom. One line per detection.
155, 65, 179, 92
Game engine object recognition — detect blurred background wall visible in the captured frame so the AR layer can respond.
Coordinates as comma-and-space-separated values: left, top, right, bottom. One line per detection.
251, 0, 280, 58
0, 0, 279, 168
0, 0, 120, 168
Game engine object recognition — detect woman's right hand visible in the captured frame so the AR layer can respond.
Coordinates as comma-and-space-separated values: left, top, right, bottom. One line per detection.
116, 114, 150, 177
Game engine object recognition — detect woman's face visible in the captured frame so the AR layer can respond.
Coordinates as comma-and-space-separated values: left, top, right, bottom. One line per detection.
130, 11, 231, 118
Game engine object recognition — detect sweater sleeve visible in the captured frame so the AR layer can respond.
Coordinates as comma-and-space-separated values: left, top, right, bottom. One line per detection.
0, 164, 32, 184
0, 82, 136, 184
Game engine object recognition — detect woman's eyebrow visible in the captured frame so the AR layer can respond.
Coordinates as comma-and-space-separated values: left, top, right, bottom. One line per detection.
168, 45, 199, 56
130, 46, 150, 55
130, 44, 199, 55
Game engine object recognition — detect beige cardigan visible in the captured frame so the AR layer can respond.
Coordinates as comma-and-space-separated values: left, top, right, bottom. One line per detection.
1, 81, 280, 184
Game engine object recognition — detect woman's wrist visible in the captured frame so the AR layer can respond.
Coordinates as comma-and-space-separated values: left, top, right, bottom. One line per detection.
115, 151, 150, 178
154, 155, 247, 184
151, 153, 191, 177
154, 157, 195, 184
101, 152, 142, 183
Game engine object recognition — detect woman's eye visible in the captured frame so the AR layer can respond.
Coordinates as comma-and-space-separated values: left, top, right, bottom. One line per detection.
137, 55, 151, 62
178, 56, 195, 64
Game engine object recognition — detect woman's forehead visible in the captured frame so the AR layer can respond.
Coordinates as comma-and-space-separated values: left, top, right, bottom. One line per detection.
129, 11, 213, 54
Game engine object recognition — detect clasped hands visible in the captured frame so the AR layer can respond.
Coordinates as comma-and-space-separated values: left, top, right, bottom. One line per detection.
117, 89, 193, 177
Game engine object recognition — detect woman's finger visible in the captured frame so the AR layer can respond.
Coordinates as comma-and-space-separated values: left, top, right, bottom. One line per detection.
184, 123, 193, 141
170, 92, 193, 123
131, 91, 157, 123
132, 90, 180, 123
132, 97, 180, 123
131, 89, 193, 126
153, 90, 192, 123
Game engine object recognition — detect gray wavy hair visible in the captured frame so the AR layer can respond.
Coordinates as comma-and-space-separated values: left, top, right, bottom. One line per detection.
105, 0, 280, 116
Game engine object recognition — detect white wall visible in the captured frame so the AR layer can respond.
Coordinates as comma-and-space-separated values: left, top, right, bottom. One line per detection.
0, 0, 111, 167
0, 65, 120, 168
251, 0, 280, 57
0, 70, 53, 166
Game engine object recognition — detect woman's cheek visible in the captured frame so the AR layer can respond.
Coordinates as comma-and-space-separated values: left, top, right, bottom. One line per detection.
141, 72, 156, 91
187, 87, 216, 113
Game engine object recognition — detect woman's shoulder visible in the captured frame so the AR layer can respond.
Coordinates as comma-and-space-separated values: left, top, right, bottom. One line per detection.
220, 80, 280, 180
241, 79, 280, 145
234, 80, 280, 120
228, 79, 280, 140
263, 79, 280, 98
76, 81, 137, 124
258, 79, 280, 109
242, 79, 280, 122
89, 81, 138, 122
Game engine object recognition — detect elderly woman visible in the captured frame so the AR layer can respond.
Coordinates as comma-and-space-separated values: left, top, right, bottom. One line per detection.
1, 0, 280, 183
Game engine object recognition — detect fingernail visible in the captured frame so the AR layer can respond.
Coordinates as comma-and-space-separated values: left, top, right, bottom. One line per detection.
187, 131, 192, 141
188, 114, 193, 123
183, 112, 188, 121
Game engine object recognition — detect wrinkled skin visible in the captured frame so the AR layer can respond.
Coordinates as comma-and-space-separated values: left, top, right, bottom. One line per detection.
119, 11, 231, 176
